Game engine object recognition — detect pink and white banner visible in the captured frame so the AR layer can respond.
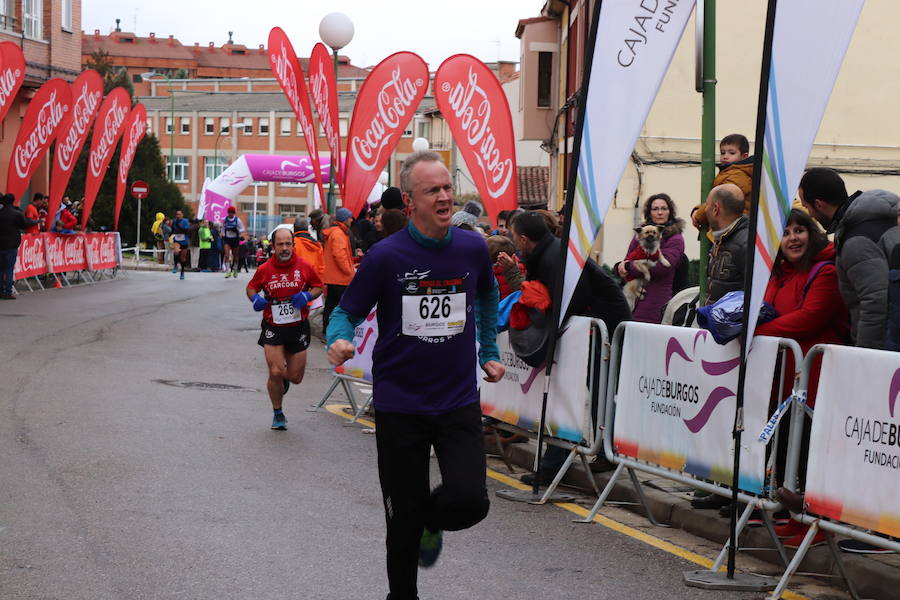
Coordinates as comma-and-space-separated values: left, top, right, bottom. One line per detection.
335, 308, 379, 383
14, 233, 47, 279
198, 154, 337, 221
612, 322, 780, 494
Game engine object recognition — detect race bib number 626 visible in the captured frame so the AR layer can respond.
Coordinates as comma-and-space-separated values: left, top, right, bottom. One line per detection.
402, 292, 466, 337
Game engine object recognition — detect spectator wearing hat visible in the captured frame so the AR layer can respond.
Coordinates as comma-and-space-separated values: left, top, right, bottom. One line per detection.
450, 200, 484, 231
322, 207, 355, 330
380, 186, 404, 211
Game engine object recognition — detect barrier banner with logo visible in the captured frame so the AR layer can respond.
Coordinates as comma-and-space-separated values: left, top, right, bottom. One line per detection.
613, 323, 780, 494
48, 70, 103, 231
13, 233, 47, 279
45, 233, 88, 274
0, 42, 25, 126
309, 42, 343, 194
481, 316, 594, 443
113, 104, 147, 230
804, 345, 900, 538
434, 55, 517, 226
343, 51, 428, 217
268, 27, 325, 205
335, 308, 378, 383
6, 79, 71, 203
81, 87, 131, 229
85, 232, 121, 271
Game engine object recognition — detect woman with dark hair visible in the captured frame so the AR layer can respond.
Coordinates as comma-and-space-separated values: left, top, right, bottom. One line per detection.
755, 209, 848, 548
614, 193, 685, 323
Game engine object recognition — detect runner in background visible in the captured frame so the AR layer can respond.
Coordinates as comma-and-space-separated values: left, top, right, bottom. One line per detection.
247, 225, 323, 430
223, 206, 245, 278
170, 210, 191, 280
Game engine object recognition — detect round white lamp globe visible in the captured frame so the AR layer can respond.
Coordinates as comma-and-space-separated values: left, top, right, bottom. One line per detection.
412, 137, 430, 152
319, 13, 354, 50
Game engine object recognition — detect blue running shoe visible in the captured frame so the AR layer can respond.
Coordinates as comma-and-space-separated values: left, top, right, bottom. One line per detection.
179, 272, 185, 280
271, 413, 287, 430
171, 267, 177, 273
418, 528, 442, 568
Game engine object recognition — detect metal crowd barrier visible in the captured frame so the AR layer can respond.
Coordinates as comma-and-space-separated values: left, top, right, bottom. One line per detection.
768, 344, 900, 600
580, 321, 804, 572
309, 371, 373, 424
490, 318, 610, 504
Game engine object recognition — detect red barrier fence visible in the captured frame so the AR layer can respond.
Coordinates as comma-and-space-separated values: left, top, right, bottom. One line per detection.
14, 232, 120, 280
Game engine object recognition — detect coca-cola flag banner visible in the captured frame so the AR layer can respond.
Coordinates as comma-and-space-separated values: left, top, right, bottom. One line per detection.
7, 79, 72, 204
14, 233, 47, 279
0, 41, 25, 126
268, 28, 326, 205
309, 42, 343, 194
81, 87, 131, 229
344, 51, 428, 217
434, 55, 518, 225
113, 104, 147, 230
47, 70, 103, 231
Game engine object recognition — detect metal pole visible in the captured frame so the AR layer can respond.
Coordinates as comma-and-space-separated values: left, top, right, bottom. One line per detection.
327, 48, 339, 216
726, 0, 778, 579
169, 80, 175, 182
136, 196, 141, 263
697, 0, 716, 304
253, 184, 258, 237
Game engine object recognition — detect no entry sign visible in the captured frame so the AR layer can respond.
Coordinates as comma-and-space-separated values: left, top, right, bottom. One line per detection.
130, 180, 149, 199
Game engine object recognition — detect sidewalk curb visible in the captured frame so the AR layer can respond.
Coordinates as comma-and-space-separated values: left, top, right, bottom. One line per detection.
500, 443, 897, 600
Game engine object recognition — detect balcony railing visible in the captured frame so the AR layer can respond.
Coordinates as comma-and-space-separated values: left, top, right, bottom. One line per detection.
0, 14, 19, 33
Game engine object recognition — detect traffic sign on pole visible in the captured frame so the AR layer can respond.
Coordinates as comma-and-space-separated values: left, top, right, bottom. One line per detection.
131, 180, 149, 199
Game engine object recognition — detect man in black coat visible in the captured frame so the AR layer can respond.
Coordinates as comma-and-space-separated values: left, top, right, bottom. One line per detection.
510, 211, 631, 485
0, 193, 39, 299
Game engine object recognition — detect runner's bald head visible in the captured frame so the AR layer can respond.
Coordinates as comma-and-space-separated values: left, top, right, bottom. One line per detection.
272, 227, 294, 245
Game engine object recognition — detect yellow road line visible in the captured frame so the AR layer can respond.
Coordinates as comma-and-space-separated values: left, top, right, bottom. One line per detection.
324, 403, 808, 600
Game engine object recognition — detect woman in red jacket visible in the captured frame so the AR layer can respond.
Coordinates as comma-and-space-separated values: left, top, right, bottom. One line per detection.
755, 209, 848, 547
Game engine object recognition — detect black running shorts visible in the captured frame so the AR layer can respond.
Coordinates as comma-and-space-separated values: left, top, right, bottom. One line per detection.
258, 319, 311, 354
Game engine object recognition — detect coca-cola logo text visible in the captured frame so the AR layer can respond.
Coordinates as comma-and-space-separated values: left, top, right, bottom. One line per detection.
271, 41, 317, 158
441, 68, 513, 198
118, 117, 146, 182
14, 90, 69, 179
47, 235, 86, 268
15, 235, 45, 275
90, 98, 129, 178
88, 234, 118, 267
0, 65, 22, 111
310, 64, 339, 158
352, 67, 424, 171
58, 83, 102, 171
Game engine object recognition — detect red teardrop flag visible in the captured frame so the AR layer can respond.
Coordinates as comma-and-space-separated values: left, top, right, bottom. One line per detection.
434, 55, 518, 226
309, 42, 343, 194
343, 52, 429, 217
81, 87, 131, 229
268, 27, 325, 205
113, 104, 147, 230
7, 79, 72, 204
47, 70, 103, 230
0, 42, 25, 126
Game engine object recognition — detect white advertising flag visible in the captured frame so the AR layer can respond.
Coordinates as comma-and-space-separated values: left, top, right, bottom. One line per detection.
560, 0, 696, 322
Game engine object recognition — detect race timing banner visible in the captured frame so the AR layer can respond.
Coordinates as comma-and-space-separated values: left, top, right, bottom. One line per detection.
613, 323, 780, 494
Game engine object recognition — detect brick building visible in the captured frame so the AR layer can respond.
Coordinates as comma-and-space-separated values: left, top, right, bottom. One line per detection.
0, 0, 83, 197
82, 23, 370, 96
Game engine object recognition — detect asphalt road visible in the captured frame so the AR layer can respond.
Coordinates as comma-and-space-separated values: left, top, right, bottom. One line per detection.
0, 271, 763, 600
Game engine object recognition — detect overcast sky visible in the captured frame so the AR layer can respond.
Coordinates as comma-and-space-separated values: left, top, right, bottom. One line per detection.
82, 1, 539, 69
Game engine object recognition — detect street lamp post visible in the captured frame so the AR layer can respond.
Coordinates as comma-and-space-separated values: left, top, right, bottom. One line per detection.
319, 12, 354, 215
